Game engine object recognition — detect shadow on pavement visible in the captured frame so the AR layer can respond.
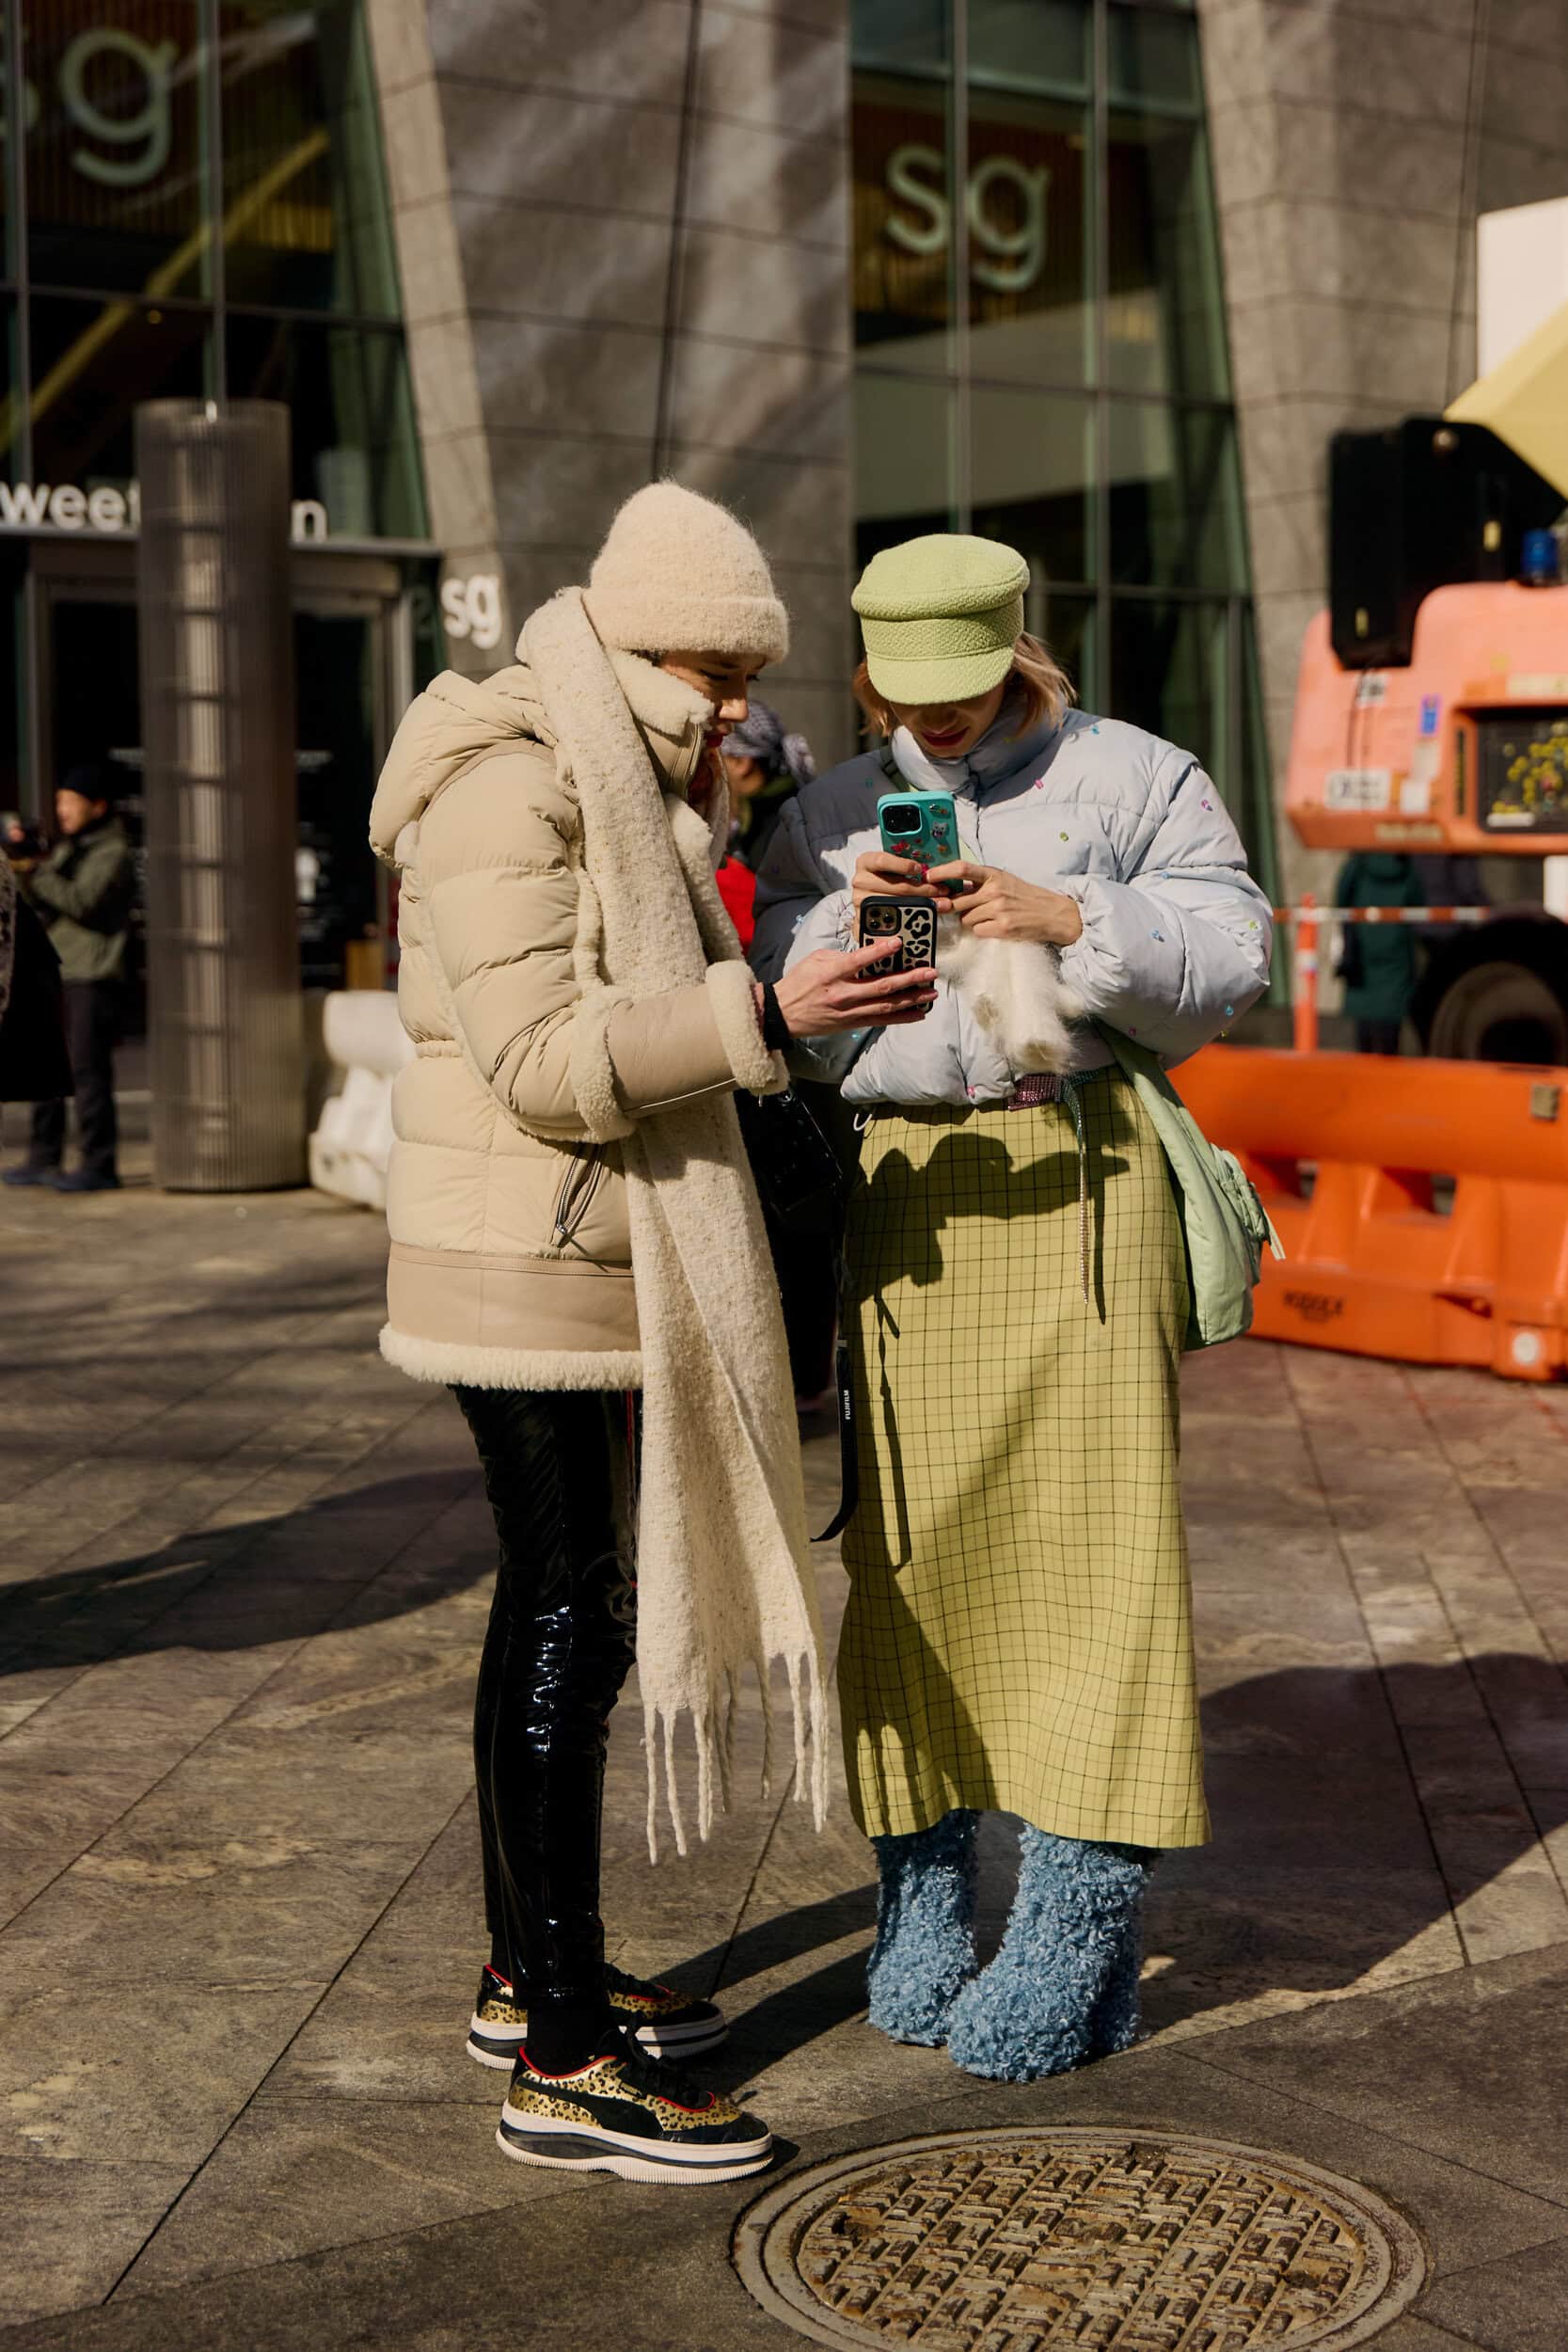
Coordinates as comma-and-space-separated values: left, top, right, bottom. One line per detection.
725, 1947, 878, 2071
0, 1470, 491, 1674
701, 1655, 1568, 2066
9, 1447, 1567, 2072
1138, 1653, 1568, 2031
695, 1884, 879, 2001
1, 1263, 379, 1357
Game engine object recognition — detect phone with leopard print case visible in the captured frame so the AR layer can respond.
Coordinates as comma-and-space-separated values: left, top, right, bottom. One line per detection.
859, 896, 938, 978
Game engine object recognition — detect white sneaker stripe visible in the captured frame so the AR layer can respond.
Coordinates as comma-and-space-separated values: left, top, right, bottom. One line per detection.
499, 2103, 769, 2165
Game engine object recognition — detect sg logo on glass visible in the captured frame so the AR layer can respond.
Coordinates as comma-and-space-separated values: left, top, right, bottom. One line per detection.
2, 30, 180, 188
884, 147, 1050, 294
441, 576, 504, 654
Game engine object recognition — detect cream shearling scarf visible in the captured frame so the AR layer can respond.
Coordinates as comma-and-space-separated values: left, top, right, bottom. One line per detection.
519, 588, 829, 1857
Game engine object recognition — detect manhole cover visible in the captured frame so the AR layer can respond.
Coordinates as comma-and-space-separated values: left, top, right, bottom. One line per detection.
735, 2127, 1425, 2351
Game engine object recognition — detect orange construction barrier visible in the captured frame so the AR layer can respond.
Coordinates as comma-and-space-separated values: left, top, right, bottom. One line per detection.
1175, 1045, 1568, 1381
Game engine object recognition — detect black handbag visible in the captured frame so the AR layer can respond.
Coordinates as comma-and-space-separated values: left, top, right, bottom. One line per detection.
0, 896, 72, 1104
736, 1077, 861, 1542
734, 1082, 846, 1236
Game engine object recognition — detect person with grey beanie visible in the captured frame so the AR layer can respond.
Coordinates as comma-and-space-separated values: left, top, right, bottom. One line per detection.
721, 700, 816, 874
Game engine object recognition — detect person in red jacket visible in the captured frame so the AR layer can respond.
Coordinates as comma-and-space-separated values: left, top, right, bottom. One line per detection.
715, 847, 757, 946
714, 701, 816, 948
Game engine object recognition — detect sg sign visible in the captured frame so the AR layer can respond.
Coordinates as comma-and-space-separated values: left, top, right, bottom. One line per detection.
440, 575, 505, 654
885, 146, 1050, 295
5, 29, 182, 187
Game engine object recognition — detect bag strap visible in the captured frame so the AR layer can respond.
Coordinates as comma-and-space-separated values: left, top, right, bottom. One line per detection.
818, 739, 939, 1548
814, 1253, 860, 1543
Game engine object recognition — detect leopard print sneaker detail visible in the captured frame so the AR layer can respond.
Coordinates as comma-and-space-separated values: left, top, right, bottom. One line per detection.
496, 2029, 770, 2185
467, 1963, 727, 2070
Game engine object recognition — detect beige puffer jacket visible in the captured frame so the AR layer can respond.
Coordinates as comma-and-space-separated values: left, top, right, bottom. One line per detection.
369, 662, 774, 1390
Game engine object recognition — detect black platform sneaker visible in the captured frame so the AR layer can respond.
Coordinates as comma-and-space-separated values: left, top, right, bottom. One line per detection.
497, 2029, 771, 2185
467, 1963, 727, 2070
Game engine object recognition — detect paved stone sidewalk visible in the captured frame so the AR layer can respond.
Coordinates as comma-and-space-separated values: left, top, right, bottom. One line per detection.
4, 1117, 1568, 2347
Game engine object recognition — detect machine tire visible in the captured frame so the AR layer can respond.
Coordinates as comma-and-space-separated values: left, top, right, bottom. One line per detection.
1413, 920, 1568, 1065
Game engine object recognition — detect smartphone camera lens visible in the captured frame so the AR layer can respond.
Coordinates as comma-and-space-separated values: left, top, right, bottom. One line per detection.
884, 805, 922, 837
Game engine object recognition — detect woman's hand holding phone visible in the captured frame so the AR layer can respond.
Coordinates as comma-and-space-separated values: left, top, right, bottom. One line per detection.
767, 943, 938, 1038
927, 861, 1085, 946
851, 843, 1084, 943
851, 849, 968, 916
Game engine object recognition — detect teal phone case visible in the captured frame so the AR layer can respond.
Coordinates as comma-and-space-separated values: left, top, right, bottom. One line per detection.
876, 789, 959, 874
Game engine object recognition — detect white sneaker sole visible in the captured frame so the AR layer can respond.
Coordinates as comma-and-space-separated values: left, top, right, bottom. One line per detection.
635, 2018, 729, 2057
496, 2113, 771, 2186
467, 2013, 727, 2070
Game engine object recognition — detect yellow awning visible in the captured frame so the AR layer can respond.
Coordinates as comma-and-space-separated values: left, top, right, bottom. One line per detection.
1448, 297, 1568, 499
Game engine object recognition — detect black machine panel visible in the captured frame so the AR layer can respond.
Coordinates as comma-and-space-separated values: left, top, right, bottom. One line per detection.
1329, 418, 1561, 670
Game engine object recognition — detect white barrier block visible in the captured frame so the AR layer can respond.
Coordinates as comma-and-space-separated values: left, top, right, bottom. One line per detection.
309, 990, 413, 1211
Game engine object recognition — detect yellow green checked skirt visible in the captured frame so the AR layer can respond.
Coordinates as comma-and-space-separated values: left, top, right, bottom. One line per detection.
839, 1072, 1209, 1850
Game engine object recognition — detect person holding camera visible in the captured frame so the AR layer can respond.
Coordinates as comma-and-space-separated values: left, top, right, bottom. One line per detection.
4, 763, 135, 1195
752, 533, 1271, 2082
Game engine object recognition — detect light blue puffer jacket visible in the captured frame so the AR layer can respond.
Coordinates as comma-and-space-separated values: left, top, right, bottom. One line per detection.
750, 706, 1273, 1105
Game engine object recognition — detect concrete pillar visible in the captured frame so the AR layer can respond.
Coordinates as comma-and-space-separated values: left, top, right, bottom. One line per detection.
369, 0, 856, 756
363, 0, 510, 676
136, 400, 306, 1191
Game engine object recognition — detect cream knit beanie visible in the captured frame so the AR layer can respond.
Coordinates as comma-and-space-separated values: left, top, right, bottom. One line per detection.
581, 482, 789, 664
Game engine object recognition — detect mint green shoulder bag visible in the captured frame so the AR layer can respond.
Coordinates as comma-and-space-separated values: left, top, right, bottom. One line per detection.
1098, 1028, 1282, 1352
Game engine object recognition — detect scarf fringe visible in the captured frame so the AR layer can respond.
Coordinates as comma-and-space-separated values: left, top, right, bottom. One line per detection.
786, 1652, 805, 1792
642, 1647, 831, 1863
645, 1700, 658, 1865
787, 1649, 832, 1836
715, 1667, 739, 1816
758, 1660, 775, 1805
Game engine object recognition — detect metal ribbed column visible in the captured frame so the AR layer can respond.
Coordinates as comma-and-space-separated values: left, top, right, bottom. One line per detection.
136, 400, 305, 1190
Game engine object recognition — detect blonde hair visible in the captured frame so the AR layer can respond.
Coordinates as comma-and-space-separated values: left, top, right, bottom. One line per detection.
852, 631, 1076, 739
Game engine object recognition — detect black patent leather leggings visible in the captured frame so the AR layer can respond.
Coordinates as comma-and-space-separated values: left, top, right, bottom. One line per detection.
453, 1386, 639, 2005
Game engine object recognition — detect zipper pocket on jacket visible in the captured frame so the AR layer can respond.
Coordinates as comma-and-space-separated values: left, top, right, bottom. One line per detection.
552, 1148, 606, 1251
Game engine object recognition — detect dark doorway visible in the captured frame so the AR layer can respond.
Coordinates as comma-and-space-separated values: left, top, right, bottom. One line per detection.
24, 552, 412, 1003
294, 610, 385, 991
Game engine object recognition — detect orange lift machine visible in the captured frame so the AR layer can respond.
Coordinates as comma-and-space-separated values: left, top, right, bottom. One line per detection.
1178, 389, 1568, 1380
1288, 420, 1568, 1062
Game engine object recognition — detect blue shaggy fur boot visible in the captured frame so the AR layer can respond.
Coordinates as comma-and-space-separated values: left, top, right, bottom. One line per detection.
944, 1827, 1154, 2083
865, 1809, 979, 2046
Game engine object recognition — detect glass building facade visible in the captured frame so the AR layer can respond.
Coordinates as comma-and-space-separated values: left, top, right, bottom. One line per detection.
1, 0, 432, 985
851, 0, 1276, 891
1, 0, 1279, 998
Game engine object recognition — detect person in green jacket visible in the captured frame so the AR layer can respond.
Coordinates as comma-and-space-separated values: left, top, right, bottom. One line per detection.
5, 764, 136, 1192
1334, 850, 1425, 1056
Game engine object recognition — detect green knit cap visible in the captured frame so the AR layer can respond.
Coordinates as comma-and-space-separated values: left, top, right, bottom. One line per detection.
853, 533, 1029, 705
